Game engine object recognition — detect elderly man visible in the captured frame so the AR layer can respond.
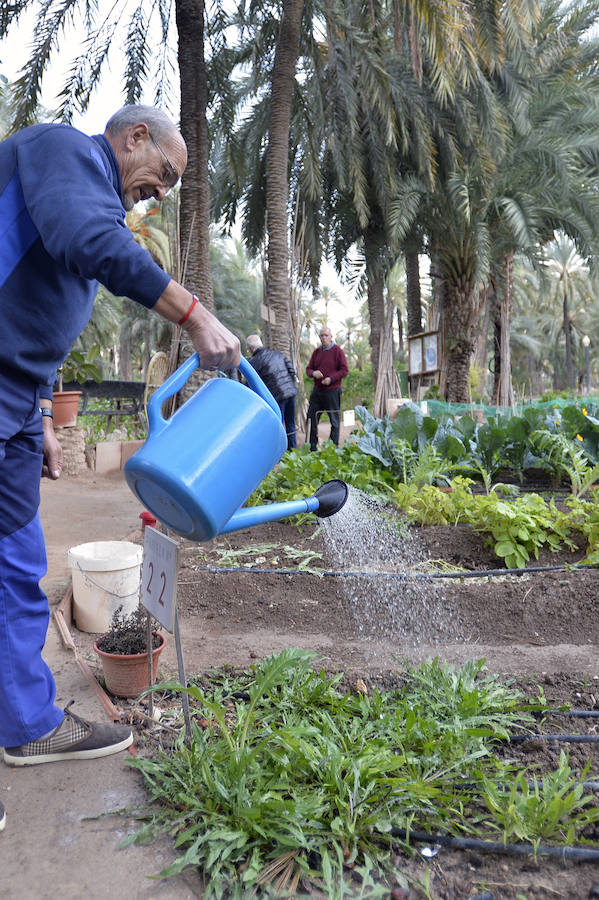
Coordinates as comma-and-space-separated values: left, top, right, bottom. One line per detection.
306, 326, 348, 450
0, 106, 240, 790
246, 334, 297, 449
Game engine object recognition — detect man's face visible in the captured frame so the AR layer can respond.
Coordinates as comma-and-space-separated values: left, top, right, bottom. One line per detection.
115, 123, 187, 211
320, 328, 333, 349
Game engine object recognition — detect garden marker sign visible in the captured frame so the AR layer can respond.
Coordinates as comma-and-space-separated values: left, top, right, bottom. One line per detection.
141, 525, 179, 632
141, 525, 192, 742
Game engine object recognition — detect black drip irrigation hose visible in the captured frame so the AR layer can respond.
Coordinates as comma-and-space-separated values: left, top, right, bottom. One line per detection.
506, 733, 599, 744
456, 780, 599, 793
192, 562, 599, 580
391, 828, 599, 861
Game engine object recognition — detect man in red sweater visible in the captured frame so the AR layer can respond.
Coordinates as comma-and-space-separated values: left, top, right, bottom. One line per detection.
306, 326, 349, 450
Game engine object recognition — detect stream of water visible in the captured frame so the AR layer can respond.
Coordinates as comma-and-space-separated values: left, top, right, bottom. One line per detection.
321, 487, 462, 646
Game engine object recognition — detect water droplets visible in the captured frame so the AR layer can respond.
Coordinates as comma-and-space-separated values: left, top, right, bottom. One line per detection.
321, 487, 462, 646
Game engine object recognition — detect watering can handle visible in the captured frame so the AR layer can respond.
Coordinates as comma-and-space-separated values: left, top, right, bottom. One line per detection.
147, 354, 281, 432
237, 357, 281, 417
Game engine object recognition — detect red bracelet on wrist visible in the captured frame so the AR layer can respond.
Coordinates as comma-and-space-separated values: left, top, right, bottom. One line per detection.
177, 295, 199, 326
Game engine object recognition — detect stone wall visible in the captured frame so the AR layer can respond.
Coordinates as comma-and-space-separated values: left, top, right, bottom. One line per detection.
55, 426, 88, 475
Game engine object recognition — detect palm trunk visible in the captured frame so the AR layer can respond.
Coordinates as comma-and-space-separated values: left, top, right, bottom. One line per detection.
119, 330, 133, 381
176, 0, 213, 310
563, 285, 574, 391
493, 253, 514, 407
492, 290, 500, 400
373, 296, 401, 417
396, 307, 403, 351
429, 250, 447, 396
441, 268, 478, 403
265, 0, 303, 356
473, 285, 490, 373
364, 230, 385, 387
405, 241, 422, 336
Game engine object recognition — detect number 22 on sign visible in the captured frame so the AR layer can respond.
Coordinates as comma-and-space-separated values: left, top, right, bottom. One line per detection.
141, 526, 179, 633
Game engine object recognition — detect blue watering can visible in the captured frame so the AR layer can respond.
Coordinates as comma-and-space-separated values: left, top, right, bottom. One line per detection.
124, 354, 348, 541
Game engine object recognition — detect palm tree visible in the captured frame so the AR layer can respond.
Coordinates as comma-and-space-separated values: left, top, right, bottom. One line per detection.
176, 0, 214, 308
1, 0, 218, 317
126, 206, 172, 271
339, 315, 360, 366
210, 234, 263, 342
480, 0, 599, 404
264, 0, 305, 355
213, 0, 494, 396
420, 0, 599, 403
542, 236, 594, 391
0, 72, 10, 136
316, 0, 540, 409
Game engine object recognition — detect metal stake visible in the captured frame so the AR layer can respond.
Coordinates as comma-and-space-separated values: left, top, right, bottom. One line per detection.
159, 523, 192, 745
146, 611, 154, 719
174, 604, 192, 745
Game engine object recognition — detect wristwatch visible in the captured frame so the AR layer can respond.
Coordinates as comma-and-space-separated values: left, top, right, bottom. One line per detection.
39, 407, 54, 419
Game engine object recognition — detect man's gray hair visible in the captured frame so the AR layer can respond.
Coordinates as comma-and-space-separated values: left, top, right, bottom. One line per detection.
247, 334, 263, 352
105, 105, 180, 144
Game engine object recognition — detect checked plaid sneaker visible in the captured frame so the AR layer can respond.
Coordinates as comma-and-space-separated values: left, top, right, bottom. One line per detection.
3, 702, 133, 766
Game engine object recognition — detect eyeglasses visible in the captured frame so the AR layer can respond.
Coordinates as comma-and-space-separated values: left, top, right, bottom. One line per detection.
149, 132, 179, 190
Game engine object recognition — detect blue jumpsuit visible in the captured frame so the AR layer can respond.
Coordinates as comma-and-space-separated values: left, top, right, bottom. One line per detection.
0, 124, 170, 747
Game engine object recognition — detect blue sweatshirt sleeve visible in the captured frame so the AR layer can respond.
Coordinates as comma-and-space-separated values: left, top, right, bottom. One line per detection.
16, 126, 170, 307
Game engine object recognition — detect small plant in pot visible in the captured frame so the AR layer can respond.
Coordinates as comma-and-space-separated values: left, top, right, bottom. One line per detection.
54, 343, 103, 427
94, 605, 167, 698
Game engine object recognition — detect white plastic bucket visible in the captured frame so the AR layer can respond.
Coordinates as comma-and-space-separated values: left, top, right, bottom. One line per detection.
68, 541, 143, 633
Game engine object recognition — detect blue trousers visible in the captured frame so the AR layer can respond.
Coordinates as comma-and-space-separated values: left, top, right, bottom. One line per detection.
278, 396, 297, 450
0, 370, 63, 747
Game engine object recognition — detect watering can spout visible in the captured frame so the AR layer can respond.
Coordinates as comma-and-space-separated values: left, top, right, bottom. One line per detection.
219, 479, 349, 535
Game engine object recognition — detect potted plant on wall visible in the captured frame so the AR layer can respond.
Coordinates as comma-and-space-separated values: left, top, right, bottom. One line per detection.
54, 344, 103, 427
93, 605, 167, 698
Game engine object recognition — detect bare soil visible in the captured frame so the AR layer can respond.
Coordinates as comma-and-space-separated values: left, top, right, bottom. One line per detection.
40, 472, 599, 899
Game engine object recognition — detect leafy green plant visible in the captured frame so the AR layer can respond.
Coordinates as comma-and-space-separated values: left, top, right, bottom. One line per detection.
57, 343, 103, 389
340, 364, 375, 411
124, 653, 552, 898
355, 404, 467, 485
393, 477, 476, 526
249, 441, 394, 509
555, 404, 599, 465
207, 542, 324, 573
469, 492, 576, 569
393, 480, 583, 567
78, 399, 147, 443
564, 496, 599, 564
482, 752, 599, 855
244, 402, 599, 565
531, 429, 599, 498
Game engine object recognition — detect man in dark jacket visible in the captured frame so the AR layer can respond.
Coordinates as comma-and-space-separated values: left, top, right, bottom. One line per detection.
0, 106, 240, 790
247, 334, 297, 449
306, 326, 349, 450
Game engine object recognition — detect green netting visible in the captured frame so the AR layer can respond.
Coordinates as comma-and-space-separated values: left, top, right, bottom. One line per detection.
425, 396, 599, 419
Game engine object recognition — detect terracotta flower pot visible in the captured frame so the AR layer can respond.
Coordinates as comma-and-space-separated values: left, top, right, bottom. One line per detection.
53, 391, 82, 427
93, 632, 167, 698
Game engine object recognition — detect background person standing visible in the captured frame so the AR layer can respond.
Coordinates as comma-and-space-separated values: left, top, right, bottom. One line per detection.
306, 327, 348, 450
247, 334, 298, 449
